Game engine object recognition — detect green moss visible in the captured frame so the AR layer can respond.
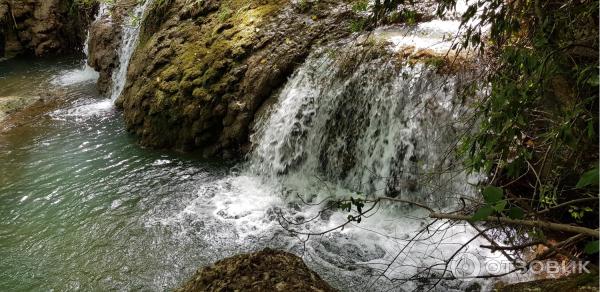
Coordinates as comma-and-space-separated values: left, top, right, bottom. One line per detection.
422, 56, 445, 69
160, 65, 181, 80
149, 90, 166, 115
158, 80, 179, 93
192, 87, 211, 102
147, 0, 284, 100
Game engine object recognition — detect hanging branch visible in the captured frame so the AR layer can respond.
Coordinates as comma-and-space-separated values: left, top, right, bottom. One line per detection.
429, 212, 600, 238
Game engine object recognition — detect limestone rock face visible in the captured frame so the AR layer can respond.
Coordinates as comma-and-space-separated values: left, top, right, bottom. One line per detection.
117, 0, 354, 158
0, 0, 96, 57
86, 1, 135, 95
176, 248, 337, 292
87, 11, 120, 95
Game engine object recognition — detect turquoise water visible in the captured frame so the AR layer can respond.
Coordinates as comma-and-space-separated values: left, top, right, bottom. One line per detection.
0, 56, 495, 292
0, 57, 394, 292
0, 58, 247, 291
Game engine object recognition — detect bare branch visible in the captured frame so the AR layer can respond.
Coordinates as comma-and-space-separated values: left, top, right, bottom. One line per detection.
430, 212, 600, 238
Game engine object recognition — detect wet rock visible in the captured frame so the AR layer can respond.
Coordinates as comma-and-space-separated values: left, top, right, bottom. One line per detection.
116, 0, 356, 157
176, 248, 337, 292
87, 12, 119, 95
87, 1, 135, 95
0, 95, 42, 122
0, 0, 97, 57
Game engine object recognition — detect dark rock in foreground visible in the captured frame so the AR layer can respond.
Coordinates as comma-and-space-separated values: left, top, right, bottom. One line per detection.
176, 248, 336, 292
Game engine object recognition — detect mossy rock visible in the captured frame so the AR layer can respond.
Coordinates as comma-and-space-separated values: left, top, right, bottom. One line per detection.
118, 0, 355, 157
176, 248, 337, 292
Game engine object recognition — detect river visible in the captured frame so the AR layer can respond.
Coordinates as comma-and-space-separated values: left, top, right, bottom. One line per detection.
0, 2, 506, 290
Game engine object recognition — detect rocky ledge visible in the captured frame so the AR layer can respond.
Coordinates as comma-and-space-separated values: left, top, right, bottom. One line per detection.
176, 248, 336, 292
0, 0, 96, 57
0, 95, 41, 122
95, 0, 356, 158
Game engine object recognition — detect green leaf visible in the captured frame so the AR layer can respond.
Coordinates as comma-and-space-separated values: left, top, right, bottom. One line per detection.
493, 200, 507, 212
575, 167, 599, 188
587, 74, 599, 87
508, 207, 525, 219
483, 186, 504, 204
584, 240, 599, 254
471, 205, 494, 221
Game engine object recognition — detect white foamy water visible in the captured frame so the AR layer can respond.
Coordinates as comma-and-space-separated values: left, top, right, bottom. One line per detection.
50, 65, 99, 86
374, 20, 462, 54
52, 1, 154, 120
50, 4, 109, 87
51, 99, 115, 121
110, 0, 155, 101
147, 42, 513, 290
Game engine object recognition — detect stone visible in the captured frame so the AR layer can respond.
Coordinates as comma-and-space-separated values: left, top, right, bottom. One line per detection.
0, 95, 41, 121
176, 248, 337, 292
0, 0, 96, 57
114, 0, 356, 157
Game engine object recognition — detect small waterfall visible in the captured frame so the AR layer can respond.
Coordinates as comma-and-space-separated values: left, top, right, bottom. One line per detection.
110, 0, 155, 101
50, 4, 109, 86
249, 45, 475, 207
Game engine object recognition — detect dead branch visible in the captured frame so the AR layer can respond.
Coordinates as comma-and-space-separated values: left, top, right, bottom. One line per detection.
429, 212, 600, 238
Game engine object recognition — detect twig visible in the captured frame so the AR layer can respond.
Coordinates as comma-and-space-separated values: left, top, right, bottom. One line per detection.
430, 212, 600, 238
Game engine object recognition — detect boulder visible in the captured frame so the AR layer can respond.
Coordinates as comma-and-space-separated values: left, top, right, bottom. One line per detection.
87, 0, 135, 95
176, 248, 336, 292
0, 0, 96, 57
0, 95, 41, 122
116, 0, 355, 157
87, 13, 120, 95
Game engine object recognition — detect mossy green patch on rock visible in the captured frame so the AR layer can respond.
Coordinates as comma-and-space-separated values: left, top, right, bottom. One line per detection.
117, 0, 355, 157
0, 95, 42, 122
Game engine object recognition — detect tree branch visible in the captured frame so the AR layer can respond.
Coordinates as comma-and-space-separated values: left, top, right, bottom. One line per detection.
429, 212, 599, 238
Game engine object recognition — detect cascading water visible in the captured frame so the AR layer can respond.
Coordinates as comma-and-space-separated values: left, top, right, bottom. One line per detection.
110, 0, 155, 101
0, 3, 520, 290
154, 41, 499, 291
50, 5, 109, 87
51, 1, 154, 119
231, 41, 502, 290
249, 45, 474, 208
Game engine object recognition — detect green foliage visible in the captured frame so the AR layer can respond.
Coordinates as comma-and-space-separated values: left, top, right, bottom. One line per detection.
352, 0, 369, 12
453, 0, 599, 229
472, 186, 509, 221
471, 205, 493, 221
349, 19, 367, 32
334, 196, 366, 224
218, 6, 233, 21
576, 166, 599, 188
508, 207, 524, 219
569, 206, 593, 222
584, 240, 599, 254
482, 186, 503, 204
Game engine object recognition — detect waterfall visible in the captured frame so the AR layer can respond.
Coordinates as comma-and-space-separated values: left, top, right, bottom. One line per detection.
50, 4, 109, 86
248, 45, 475, 208
110, 0, 155, 101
